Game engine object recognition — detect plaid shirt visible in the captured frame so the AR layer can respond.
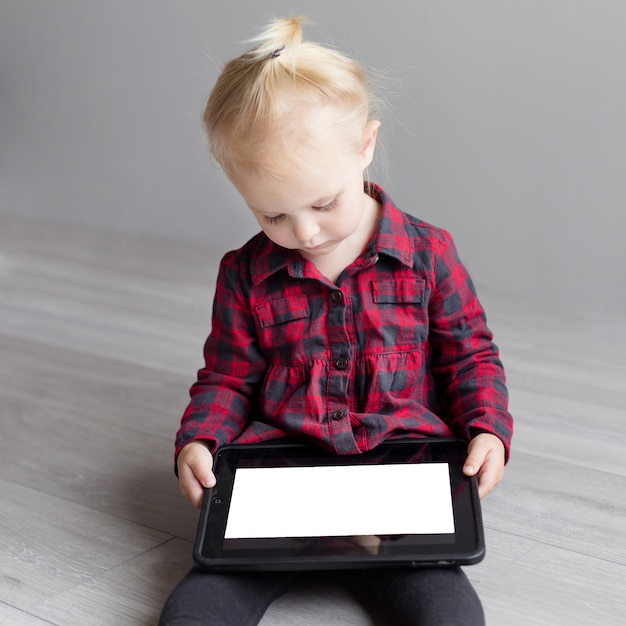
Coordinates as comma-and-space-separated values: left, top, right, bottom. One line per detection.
176, 184, 513, 461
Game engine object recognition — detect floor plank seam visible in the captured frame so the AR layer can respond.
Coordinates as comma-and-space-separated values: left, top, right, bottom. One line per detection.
506, 449, 626, 480
0, 600, 58, 626
0, 331, 196, 382
109, 535, 182, 570
471, 543, 542, 588
0, 475, 187, 544
482, 524, 624, 567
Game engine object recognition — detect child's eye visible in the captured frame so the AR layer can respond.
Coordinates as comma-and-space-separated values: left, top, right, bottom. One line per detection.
312, 198, 338, 212
262, 214, 286, 225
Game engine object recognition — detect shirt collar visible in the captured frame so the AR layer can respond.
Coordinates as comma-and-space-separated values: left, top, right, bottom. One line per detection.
366, 183, 414, 269
249, 183, 414, 285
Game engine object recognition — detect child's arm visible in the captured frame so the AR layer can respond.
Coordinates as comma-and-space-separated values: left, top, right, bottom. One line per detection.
428, 230, 513, 491
175, 248, 267, 465
462, 432, 505, 499
177, 441, 216, 508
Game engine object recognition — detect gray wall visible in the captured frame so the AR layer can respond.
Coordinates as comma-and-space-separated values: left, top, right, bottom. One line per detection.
2, 1, 625, 309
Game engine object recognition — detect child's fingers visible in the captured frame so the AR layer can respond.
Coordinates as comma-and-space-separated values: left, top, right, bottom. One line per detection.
475, 457, 501, 499
463, 440, 488, 477
463, 433, 505, 499
178, 462, 205, 508
463, 452, 497, 499
177, 442, 216, 508
188, 455, 216, 490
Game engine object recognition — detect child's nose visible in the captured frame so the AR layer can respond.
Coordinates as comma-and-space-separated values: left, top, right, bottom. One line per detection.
293, 219, 320, 243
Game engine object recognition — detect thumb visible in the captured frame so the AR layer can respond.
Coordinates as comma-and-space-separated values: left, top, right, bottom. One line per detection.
463, 445, 487, 477
190, 456, 216, 488
179, 442, 216, 487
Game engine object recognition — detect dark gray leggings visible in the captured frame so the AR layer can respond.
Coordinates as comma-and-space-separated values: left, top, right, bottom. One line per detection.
158, 566, 485, 626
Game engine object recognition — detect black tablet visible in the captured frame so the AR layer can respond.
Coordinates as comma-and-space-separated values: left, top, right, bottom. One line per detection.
193, 438, 484, 571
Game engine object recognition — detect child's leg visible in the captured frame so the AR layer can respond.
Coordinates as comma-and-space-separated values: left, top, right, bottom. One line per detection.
357, 566, 485, 626
158, 567, 298, 626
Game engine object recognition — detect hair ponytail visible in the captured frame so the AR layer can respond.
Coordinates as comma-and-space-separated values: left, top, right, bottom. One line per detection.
204, 16, 378, 175
244, 16, 303, 65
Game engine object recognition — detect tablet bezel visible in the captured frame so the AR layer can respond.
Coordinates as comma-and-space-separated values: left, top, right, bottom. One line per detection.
193, 438, 484, 571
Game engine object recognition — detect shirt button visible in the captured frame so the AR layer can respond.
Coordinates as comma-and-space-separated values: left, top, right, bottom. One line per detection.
332, 409, 345, 420
335, 357, 349, 370
331, 290, 343, 303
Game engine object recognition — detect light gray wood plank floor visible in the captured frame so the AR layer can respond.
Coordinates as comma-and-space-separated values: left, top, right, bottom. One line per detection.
1, 212, 625, 625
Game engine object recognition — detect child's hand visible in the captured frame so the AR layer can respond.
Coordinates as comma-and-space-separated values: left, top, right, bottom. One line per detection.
177, 441, 216, 508
462, 433, 505, 499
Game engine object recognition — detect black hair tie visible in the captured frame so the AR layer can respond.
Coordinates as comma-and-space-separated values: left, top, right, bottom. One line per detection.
269, 45, 285, 58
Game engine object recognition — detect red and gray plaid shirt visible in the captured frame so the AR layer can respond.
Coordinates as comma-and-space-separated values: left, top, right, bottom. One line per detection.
175, 184, 513, 462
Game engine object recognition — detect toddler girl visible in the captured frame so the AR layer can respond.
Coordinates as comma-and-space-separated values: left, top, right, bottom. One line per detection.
160, 16, 513, 626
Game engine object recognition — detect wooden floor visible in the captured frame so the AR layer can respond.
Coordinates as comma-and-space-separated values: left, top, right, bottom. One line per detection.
1, 212, 625, 625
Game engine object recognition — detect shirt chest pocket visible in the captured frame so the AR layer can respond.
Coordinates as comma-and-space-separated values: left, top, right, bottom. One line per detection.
255, 295, 310, 328
254, 295, 311, 358
371, 279, 428, 347
372, 279, 426, 305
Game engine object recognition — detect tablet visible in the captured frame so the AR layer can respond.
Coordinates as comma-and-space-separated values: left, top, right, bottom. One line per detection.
193, 438, 484, 571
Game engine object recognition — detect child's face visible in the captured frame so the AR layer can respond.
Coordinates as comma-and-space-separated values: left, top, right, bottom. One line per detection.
227, 111, 380, 264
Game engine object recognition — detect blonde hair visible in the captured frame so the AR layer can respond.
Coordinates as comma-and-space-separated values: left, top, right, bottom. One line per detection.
203, 16, 380, 177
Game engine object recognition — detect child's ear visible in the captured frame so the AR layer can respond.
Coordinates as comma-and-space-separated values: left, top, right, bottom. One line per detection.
360, 120, 381, 169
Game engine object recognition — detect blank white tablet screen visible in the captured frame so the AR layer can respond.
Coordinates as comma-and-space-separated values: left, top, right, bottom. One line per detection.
224, 463, 455, 539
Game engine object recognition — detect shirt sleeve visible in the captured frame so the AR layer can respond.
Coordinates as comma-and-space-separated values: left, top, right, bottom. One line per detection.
428, 229, 513, 461
174, 251, 267, 461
